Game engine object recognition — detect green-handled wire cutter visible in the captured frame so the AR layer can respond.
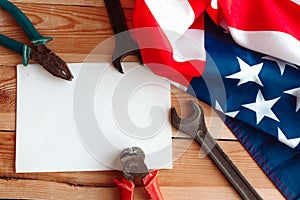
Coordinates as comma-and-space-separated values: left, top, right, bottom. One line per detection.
0, 0, 73, 81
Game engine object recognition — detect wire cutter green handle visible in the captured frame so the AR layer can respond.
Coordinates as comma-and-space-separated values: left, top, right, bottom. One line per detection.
0, 34, 30, 65
0, 0, 52, 65
0, 0, 52, 45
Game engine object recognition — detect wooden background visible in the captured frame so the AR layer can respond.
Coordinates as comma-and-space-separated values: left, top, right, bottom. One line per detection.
0, 0, 284, 199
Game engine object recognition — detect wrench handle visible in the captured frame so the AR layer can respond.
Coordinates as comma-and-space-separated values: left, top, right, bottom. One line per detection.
103, 0, 128, 34
195, 131, 262, 200
103, 0, 143, 73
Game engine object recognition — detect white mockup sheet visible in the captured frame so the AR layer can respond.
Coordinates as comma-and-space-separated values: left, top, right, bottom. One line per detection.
16, 62, 172, 172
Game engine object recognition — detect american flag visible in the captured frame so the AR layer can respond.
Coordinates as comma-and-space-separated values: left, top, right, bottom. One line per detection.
132, 0, 300, 199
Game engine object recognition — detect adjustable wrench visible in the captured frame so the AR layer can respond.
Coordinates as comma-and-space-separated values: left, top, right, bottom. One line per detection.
104, 0, 143, 73
171, 100, 262, 200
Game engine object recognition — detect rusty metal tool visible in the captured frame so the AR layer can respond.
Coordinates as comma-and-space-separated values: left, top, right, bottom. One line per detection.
171, 100, 262, 200
114, 147, 164, 200
104, 0, 143, 73
0, 0, 73, 81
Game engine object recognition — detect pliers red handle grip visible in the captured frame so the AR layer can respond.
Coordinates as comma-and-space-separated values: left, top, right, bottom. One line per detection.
114, 147, 164, 200
142, 170, 163, 200
113, 177, 134, 200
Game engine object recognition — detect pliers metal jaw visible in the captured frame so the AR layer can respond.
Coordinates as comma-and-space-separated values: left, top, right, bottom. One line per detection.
114, 147, 164, 200
0, 0, 73, 81
30, 45, 72, 81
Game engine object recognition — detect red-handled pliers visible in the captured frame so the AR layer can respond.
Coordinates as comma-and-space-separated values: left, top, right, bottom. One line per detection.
114, 147, 164, 200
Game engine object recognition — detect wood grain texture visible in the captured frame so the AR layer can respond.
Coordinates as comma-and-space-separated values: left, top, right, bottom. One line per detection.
11, 0, 135, 8
0, 66, 16, 131
0, 0, 285, 199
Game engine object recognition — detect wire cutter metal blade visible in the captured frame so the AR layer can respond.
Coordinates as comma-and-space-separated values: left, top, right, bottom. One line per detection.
30, 45, 73, 81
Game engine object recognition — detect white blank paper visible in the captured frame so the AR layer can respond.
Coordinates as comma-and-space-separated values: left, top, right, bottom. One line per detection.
16, 62, 172, 172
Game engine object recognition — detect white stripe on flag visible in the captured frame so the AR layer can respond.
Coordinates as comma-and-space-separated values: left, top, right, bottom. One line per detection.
145, 0, 205, 63
229, 27, 300, 65
291, 0, 300, 5
145, 0, 195, 38
171, 29, 206, 62
211, 0, 218, 9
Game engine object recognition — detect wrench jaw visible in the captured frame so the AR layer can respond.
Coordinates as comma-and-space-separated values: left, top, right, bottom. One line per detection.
170, 100, 207, 139
112, 48, 143, 74
170, 107, 180, 130
112, 56, 124, 74
112, 33, 143, 74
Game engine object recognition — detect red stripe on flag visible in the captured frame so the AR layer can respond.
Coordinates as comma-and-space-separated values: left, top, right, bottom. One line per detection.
132, 0, 205, 87
218, 0, 300, 41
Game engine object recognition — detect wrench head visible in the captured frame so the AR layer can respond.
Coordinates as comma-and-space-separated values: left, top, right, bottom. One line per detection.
171, 100, 207, 138
112, 33, 143, 73
112, 49, 143, 73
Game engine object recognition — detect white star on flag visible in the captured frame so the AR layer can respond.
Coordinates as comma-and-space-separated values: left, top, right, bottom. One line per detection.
226, 57, 264, 86
263, 56, 298, 76
278, 128, 300, 149
242, 90, 280, 124
284, 87, 300, 112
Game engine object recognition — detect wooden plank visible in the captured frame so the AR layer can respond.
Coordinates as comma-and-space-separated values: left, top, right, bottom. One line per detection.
0, 179, 282, 200
0, 178, 239, 200
161, 187, 282, 200
0, 179, 120, 200
10, 0, 135, 8
0, 179, 240, 200
0, 66, 16, 131
0, 131, 283, 199
0, 3, 111, 36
